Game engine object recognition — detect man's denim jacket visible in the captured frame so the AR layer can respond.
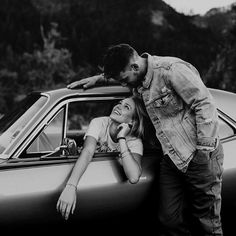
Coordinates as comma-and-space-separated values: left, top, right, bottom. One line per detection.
137, 54, 219, 172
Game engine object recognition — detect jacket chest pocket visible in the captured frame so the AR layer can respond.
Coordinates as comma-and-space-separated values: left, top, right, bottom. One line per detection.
149, 91, 182, 116
153, 92, 173, 107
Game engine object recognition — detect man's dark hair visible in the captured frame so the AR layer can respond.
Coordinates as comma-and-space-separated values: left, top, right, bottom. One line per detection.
103, 44, 136, 79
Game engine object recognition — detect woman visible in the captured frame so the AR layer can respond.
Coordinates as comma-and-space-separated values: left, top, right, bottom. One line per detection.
56, 95, 147, 220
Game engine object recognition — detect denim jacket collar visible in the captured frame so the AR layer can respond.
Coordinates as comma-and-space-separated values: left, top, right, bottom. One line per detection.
141, 53, 154, 89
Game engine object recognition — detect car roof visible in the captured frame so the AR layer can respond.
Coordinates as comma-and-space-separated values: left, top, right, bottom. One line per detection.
40, 85, 131, 101
40, 86, 236, 121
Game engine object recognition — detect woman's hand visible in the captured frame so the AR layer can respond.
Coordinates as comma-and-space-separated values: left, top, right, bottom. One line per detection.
56, 184, 77, 220
67, 74, 103, 89
117, 123, 132, 138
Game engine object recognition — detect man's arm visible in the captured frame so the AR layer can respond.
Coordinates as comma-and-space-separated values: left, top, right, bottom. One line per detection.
169, 62, 219, 151
67, 74, 119, 89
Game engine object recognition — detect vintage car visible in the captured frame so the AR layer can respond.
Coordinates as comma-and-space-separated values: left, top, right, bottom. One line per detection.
0, 85, 235, 235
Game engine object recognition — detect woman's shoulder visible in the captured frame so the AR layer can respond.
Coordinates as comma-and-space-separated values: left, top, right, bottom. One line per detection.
126, 136, 143, 144
91, 116, 110, 124
89, 116, 111, 129
85, 117, 110, 140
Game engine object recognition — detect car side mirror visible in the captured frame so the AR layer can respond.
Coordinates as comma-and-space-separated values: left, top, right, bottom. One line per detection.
40, 138, 79, 159
60, 138, 79, 156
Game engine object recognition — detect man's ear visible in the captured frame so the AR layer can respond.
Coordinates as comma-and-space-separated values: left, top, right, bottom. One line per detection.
131, 63, 139, 71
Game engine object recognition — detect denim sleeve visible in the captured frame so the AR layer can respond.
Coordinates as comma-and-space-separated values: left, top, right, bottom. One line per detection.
168, 62, 219, 151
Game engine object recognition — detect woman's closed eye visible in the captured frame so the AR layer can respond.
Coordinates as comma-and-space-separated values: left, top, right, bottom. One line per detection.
119, 101, 131, 110
125, 104, 131, 110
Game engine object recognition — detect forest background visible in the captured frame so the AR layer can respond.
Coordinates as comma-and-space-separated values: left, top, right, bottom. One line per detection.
0, 0, 235, 114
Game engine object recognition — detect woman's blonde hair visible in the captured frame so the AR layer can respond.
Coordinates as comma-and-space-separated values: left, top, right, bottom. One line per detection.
129, 95, 148, 139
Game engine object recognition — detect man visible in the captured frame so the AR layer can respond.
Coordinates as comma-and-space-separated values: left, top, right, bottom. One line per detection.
68, 44, 224, 236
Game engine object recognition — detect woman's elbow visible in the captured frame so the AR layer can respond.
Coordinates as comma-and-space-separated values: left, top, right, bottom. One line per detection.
129, 177, 139, 184
128, 168, 142, 184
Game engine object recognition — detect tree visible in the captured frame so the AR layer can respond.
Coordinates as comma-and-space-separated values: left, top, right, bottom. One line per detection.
205, 6, 236, 92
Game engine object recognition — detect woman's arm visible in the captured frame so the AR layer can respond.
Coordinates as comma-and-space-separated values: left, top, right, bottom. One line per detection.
65, 136, 97, 186
118, 138, 142, 184
56, 136, 97, 220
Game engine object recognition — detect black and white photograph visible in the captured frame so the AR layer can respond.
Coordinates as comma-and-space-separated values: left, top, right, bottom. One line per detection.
0, 0, 236, 235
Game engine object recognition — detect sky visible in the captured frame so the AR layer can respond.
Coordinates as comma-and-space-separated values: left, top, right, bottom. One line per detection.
163, 0, 236, 15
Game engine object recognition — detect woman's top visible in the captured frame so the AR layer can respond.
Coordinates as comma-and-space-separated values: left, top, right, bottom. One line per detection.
85, 116, 143, 155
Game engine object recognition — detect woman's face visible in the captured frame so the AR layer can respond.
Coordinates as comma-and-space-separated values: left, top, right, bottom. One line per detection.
110, 98, 135, 124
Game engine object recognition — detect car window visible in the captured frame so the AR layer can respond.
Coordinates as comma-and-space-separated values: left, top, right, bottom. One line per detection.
0, 95, 47, 154
219, 116, 235, 140
27, 108, 64, 153
66, 100, 118, 148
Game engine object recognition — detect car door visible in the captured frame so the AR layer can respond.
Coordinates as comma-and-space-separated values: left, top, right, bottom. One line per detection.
0, 95, 161, 227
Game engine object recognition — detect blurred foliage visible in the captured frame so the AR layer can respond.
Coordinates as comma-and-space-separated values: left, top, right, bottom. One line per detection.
204, 6, 236, 92
0, 22, 75, 113
0, 0, 235, 113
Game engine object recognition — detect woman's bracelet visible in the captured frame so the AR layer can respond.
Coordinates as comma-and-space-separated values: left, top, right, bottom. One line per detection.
66, 183, 77, 189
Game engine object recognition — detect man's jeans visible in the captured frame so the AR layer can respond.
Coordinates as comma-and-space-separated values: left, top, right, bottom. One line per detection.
158, 142, 224, 236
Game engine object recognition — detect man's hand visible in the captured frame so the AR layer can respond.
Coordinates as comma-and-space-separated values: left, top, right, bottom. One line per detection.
67, 74, 103, 89
192, 149, 211, 164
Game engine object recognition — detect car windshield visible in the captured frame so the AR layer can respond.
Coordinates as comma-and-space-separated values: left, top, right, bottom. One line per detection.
0, 94, 48, 154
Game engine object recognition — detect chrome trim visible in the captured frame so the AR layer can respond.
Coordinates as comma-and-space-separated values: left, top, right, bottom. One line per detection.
14, 106, 65, 158
9, 95, 236, 160
218, 110, 236, 131
218, 111, 236, 144
63, 103, 68, 140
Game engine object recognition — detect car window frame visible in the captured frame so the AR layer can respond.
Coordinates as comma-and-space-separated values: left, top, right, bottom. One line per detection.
5, 94, 234, 165
12, 96, 126, 162
218, 109, 236, 142
26, 107, 66, 155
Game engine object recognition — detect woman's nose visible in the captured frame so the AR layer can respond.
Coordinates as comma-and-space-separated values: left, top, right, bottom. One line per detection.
115, 104, 121, 110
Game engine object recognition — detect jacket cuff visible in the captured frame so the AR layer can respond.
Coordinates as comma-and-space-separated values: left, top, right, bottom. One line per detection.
196, 137, 218, 151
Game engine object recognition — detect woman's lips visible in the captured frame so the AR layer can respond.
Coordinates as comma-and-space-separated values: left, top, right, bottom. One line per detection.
113, 109, 121, 115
